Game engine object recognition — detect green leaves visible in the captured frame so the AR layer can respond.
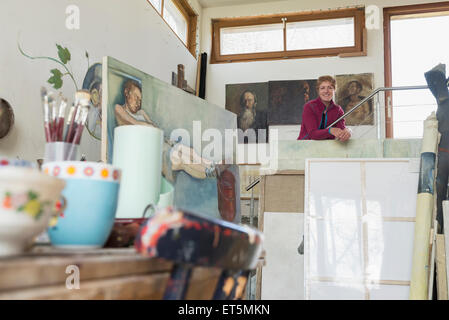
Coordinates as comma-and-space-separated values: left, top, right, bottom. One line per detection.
56, 44, 71, 64
28, 191, 38, 200
48, 69, 63, 89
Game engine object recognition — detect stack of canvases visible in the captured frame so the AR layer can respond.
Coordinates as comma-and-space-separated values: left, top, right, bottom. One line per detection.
303, 114, 439, 300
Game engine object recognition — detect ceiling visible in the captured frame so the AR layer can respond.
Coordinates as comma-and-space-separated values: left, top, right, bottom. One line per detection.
198, 0, 287, 8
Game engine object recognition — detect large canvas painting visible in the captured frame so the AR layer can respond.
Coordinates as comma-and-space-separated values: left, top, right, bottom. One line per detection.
102, 57, 240, 223
268, 79, 317, 125
336, 73, 374, 126
225, 82, 268, 143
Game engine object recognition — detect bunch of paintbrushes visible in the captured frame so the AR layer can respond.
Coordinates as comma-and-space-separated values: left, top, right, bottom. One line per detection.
41, 87, 91, 160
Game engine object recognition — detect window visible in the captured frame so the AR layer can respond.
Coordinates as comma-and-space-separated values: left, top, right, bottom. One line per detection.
384, 2, 449, 138
147, 0, 197, 56
211, 8, 365, 63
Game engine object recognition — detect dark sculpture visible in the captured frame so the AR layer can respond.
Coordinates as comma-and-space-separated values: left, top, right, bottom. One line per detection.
424, 63, 449, 233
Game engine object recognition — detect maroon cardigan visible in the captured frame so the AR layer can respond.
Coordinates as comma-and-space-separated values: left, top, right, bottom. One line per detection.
297, 97, 346, 140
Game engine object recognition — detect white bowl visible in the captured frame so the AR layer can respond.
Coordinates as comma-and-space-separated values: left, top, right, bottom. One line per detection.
0, 166, 65, 256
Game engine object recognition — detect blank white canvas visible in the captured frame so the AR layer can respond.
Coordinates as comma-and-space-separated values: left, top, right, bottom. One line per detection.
368, 284, 410, 300
365, 162, 418, 218
309, 281, 365, 300
305, 159, 418, 300
261, 212, 304, 300
308, 218, 364, 279
366, 220, 415, 281
308, 162, 362, 219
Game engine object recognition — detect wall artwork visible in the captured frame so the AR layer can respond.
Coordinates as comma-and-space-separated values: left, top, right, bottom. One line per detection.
336, 73, 375, 126
268, 79, 317, 125
225, 82, 268, 143
102, 57, 241, 223
82, 63, 103, 140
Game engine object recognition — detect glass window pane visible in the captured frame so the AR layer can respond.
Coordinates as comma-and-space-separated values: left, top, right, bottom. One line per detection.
148, 0, 162, 13
286, 17, 354, 51
392, 104, 436, 122
393, 121, 425, 139
220, 23, 284, 55
163, 0, 188, 44
390, 14, 449, 138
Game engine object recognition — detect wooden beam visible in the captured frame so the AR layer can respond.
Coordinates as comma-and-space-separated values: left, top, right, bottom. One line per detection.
443, 201, 449, 297
436, 234, 448, 299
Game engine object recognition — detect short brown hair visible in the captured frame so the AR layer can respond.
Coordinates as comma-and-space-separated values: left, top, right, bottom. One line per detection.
123, 79, 141, 95
316, 75, 336, 91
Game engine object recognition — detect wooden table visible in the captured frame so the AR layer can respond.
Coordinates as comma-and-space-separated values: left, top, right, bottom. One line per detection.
0, 245, 223, 300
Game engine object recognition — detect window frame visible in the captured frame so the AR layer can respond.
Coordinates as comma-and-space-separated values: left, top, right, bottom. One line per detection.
211, 7, 366, 64
383, 1, 449, 138
147, 0, 198, 57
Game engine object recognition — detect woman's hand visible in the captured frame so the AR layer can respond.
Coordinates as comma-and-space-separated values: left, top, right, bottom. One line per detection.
329, 127, 352, 142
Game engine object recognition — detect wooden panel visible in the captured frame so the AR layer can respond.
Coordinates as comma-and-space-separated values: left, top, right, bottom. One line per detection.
0, 246, 224, 300
444, 201, 449, 297
0, 247, 172, 291
0, 274, 170, 300
436, 234, 448, 300
0, 267, 221, 300
185, 267, 222, 300
264, 174, 304, 213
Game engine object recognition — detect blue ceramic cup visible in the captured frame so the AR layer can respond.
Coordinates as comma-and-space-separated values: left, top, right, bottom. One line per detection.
42, 161, 121, 249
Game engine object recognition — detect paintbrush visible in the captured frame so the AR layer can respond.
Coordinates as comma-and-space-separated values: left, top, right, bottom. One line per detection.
40, 87, 52, 142
50, 94, 58, 141
67, 106, 89, 160
63, 104, 75, 142
65, 90, 90, 143
73, 106, 89, 145
46, 92, 57, 142
56, 96, 68, 141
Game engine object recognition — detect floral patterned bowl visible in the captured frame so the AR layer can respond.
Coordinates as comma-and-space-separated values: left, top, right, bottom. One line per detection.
42, 161, 121, 249
0, 166, 65, 256
0, 157, 34, 168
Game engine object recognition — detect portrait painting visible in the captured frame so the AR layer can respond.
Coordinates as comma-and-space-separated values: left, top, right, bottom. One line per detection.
336, 73, 374, 126
82, 63, 103, 140
268, 79, 317, 125
225, 82, 268, 144
102, 57, 241, 223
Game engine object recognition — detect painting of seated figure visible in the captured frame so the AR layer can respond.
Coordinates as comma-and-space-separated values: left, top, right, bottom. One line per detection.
102, 57, 241, 223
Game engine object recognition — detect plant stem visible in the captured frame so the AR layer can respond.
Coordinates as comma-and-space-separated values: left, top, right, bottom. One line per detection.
18, 42, 79, 91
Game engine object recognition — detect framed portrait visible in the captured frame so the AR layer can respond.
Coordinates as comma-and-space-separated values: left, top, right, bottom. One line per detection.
335, 73, 375, 126
268, 79, 317, 125
226, 82, 268, 144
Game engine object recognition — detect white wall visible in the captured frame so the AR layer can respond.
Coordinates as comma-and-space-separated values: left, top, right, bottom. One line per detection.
0, 0, 201, 162
200, 0, 442, 142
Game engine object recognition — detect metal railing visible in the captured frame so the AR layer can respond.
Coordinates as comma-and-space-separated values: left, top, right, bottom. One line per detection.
244, 177, 260, 300
326, 84, 437, 131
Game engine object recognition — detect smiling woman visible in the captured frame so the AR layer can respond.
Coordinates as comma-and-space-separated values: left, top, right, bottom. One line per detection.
297, 75, 352, 141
